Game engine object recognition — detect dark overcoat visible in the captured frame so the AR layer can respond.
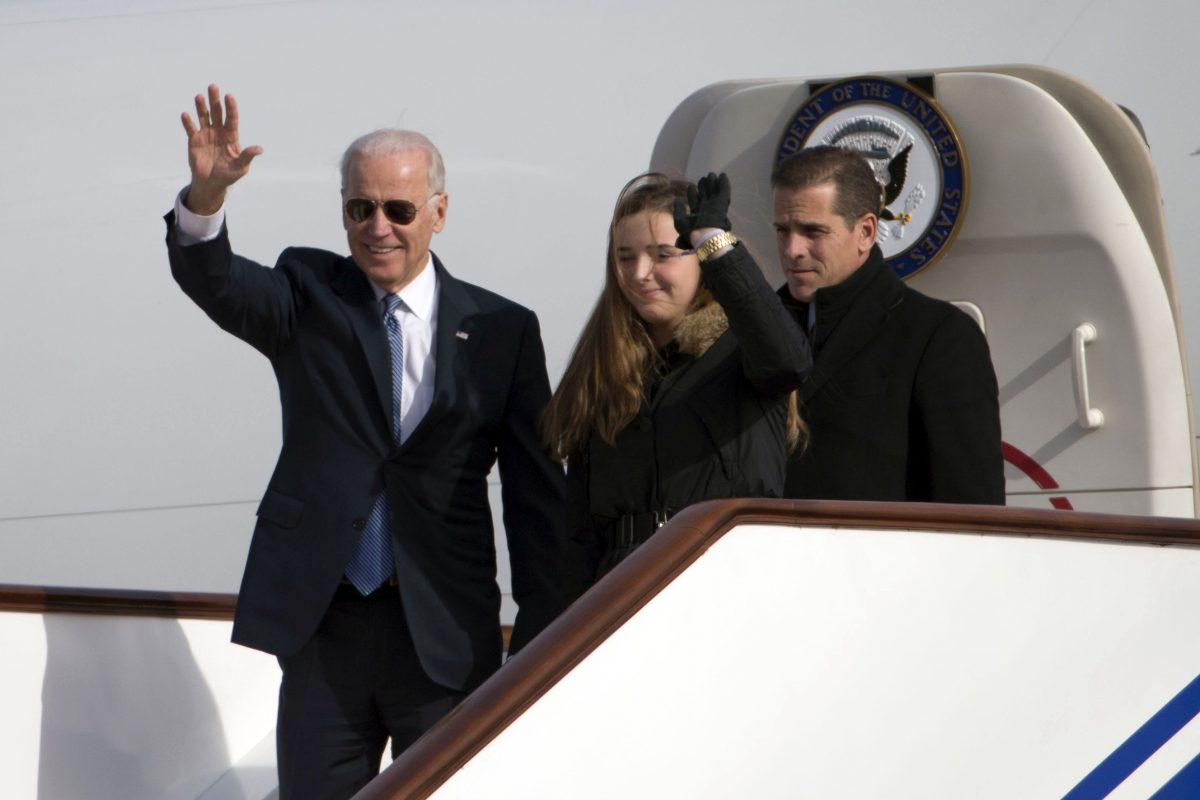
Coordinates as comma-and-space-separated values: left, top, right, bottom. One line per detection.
564, 244, 812, 599
784, 246, 1005, 504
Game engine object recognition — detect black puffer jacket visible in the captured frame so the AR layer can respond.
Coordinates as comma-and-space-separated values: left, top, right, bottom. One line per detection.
563, 243, 812, 600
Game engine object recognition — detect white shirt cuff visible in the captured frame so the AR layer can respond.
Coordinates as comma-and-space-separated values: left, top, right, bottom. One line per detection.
691, 228, 725, 249
173, 187, 226, 245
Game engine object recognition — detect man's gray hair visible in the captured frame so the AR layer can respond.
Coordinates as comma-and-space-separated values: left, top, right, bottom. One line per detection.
340, 129, 446, 194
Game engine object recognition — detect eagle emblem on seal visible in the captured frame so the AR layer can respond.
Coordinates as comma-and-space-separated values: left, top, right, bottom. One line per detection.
775, 75, 969, 279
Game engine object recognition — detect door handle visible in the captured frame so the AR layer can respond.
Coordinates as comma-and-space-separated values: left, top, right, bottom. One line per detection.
1071, 323, 1104, 430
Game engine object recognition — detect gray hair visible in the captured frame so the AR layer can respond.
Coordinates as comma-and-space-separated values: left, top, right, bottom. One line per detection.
339, 129, 446, 194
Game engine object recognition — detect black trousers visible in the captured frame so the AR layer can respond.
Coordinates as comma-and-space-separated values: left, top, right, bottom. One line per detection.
275, 583, 464, 800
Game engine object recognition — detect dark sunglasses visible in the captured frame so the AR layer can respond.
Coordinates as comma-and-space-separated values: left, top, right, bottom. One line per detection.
343, 194, 440, 225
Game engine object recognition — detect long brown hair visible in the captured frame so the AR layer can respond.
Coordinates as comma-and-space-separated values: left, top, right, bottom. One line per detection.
541, 172, 804, 460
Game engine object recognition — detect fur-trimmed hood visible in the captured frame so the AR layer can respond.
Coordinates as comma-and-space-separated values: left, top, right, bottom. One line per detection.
673, 301, 729, 357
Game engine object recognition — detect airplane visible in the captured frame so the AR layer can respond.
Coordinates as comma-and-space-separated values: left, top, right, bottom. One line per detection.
1, 1, 1198, 797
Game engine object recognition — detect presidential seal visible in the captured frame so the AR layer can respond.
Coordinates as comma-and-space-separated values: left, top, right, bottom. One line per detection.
776, 76, 968, 279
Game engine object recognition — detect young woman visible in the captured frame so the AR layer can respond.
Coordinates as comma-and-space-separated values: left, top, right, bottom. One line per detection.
542, 172, 813, 600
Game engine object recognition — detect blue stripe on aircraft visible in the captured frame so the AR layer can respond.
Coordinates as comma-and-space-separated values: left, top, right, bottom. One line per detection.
1063, 672, 1200, 800
1149, 750, 1200, 799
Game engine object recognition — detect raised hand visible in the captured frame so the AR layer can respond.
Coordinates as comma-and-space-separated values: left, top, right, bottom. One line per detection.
180, 84, 263, 214
672, 172, 733, 249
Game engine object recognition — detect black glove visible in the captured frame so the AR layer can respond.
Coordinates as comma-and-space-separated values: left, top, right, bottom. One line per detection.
673, 172, 732, 249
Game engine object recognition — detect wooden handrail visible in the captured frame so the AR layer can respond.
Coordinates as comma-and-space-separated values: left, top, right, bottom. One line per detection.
354, 499, 1200, 800
0, 584, 237, 620
0, 586, 516, 650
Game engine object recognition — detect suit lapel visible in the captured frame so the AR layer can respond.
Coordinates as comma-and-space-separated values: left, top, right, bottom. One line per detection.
332, 258, 393, 429
801, 268, 904, 403
398, 254, 481, 451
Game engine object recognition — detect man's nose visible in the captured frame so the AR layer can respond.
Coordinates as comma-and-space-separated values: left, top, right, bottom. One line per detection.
368, 207, 392, 236
784, 234, 808, 261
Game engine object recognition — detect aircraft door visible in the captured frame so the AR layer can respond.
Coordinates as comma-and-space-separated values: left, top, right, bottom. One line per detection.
652, 67, 1196, 517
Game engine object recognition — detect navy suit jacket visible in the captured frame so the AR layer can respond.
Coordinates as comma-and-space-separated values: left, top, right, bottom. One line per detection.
166, 214, 564, 691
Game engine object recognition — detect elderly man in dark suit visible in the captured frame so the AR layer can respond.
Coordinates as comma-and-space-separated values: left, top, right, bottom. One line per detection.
772, 146, 1004, 504
165, 85, 564, 799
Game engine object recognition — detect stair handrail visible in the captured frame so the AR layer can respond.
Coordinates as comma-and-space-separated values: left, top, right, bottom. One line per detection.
353, 498, 1200, 800
0, 584, 236, 619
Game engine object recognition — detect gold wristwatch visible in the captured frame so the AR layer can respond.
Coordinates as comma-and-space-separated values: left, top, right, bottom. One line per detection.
695, 231, 738, 262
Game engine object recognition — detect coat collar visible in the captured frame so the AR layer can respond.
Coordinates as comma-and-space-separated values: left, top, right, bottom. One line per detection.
777, 246, 904, 403
673, 301, 728, 358
645, 301, 732, 414
363, 255, 439, 321
810, 245, 888, 349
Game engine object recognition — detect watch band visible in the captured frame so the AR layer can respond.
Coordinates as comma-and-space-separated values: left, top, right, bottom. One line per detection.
695, 231, 738, 262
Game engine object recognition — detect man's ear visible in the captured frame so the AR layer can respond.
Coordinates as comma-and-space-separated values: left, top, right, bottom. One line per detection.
858, 213, 878, 253
432, 193, 448, 234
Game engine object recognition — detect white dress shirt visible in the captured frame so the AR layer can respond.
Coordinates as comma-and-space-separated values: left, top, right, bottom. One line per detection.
369, 262, 438, 443
173, 190, 439, 441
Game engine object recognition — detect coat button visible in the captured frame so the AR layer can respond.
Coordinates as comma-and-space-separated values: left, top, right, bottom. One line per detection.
352, 518, 366, 531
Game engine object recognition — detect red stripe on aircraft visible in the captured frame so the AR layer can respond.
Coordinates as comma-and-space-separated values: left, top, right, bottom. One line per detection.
1001, 441, 1075, 510
1002, 441, 1059, 489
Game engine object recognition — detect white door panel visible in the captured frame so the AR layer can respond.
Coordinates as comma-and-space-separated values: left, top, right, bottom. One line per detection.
656, 68, 1195, 514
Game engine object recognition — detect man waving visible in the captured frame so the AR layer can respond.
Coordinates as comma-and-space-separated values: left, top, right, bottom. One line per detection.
166, 85, 564, 799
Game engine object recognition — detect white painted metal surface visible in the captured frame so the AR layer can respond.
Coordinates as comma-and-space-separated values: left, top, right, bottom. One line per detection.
433, 522, 1200, 798
0, 613, 280, 800
2, 6, 1200, 794
1007, 487, 1195, 516
652, 68, 1196, 515
2, 1, 1199, 598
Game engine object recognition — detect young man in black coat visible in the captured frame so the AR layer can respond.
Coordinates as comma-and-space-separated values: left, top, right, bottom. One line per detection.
772, 146, 1004, 504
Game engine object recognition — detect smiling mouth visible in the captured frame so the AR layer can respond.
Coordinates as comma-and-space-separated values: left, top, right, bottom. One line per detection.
368, 246, 399, 254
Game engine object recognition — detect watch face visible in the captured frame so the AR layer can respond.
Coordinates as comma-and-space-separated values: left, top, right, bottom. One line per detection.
776, 75, 969, 280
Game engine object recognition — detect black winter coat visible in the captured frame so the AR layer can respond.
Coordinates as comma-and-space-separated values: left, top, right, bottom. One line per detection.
783, 246, 1005, 504
563, 244, 812, 600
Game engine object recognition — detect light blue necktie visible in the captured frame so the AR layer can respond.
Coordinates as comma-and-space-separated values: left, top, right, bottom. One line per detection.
344, 294, 404, 595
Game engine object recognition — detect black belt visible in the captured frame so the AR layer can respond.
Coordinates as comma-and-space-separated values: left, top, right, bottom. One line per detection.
601, 509, 678, 551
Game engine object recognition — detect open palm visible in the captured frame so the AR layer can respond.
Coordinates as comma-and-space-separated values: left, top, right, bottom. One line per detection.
181, 84, 262, 211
